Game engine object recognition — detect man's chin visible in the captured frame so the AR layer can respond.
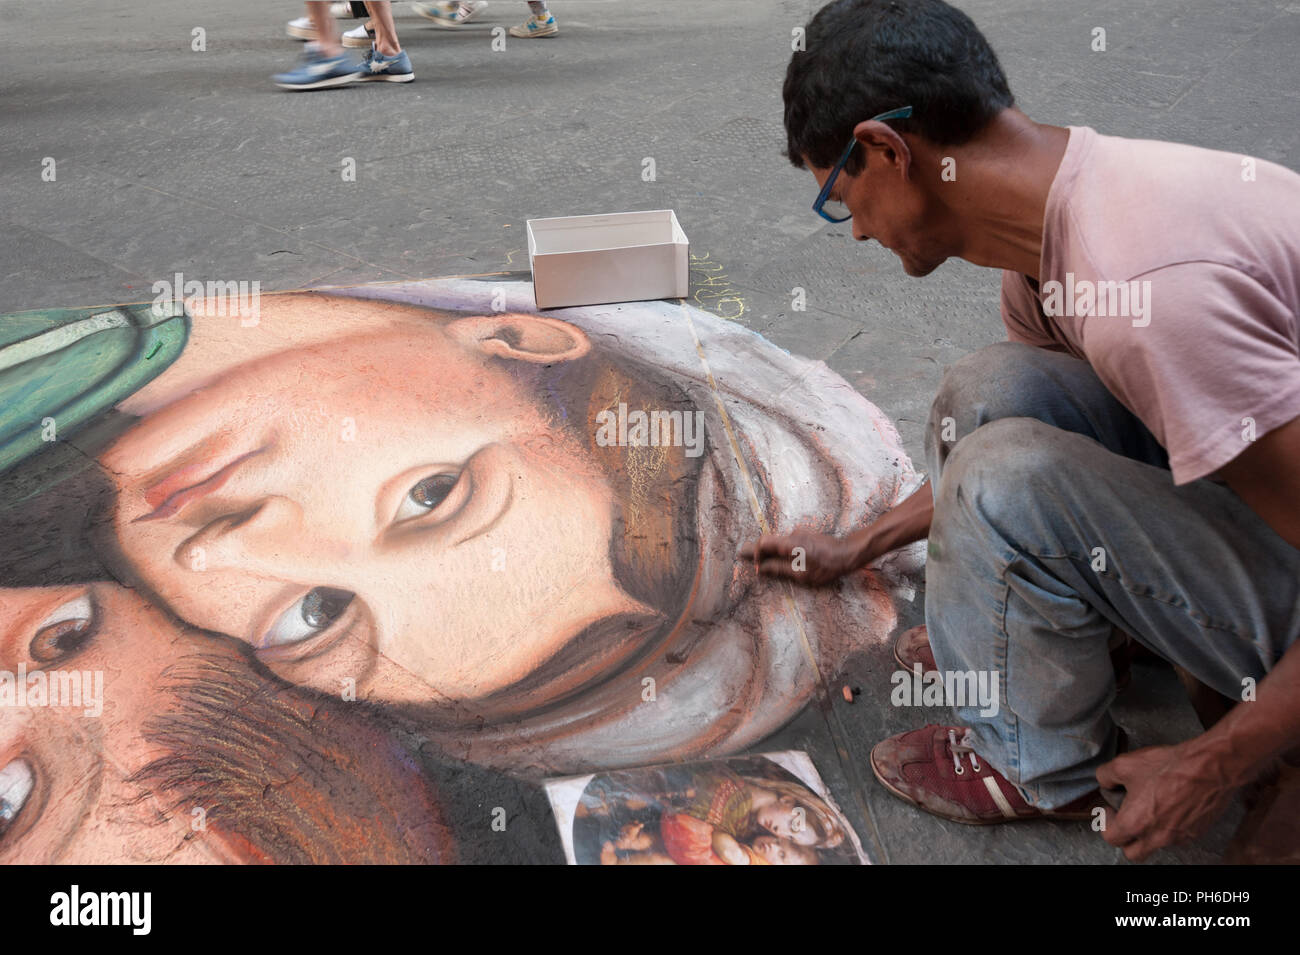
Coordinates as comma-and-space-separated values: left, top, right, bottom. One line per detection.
897, 252, 943, 277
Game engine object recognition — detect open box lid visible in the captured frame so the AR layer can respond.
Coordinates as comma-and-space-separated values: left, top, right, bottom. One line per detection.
526, 210, 688, 257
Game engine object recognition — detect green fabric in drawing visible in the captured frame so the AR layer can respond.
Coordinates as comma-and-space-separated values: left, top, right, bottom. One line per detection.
0, 301, 189, 479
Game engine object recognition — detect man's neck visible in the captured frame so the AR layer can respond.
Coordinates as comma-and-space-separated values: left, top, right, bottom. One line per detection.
932, 110, 1071, 280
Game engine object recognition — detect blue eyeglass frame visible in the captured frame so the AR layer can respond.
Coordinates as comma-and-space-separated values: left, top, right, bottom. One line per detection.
812, 105, 914, 223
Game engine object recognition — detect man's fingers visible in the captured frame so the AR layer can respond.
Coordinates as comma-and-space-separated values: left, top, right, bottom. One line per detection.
1101, 801, 1144, 848
1095, 749, 1146, 790
740, 536, 778, 561
742, 534, 802, 561
1123, 826, 1177, 863
1122, 839, 1154, 863
1099, 813, 1133, 848
757, 557, 798, 578
1095, 757, 1125, 791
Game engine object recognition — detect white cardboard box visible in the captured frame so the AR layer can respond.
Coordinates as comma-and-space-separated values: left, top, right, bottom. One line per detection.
526, 210, 689, 309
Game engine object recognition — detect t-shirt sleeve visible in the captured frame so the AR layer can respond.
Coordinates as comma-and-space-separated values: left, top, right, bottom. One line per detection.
1081, 262, 1300, 484
1000, 270, 1057, 348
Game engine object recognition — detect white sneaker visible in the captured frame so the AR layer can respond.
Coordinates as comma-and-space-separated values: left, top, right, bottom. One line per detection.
508, 13, 558, 38
342, 23, 376, 47
287, 16, 317, 41
413, 1, 488, 29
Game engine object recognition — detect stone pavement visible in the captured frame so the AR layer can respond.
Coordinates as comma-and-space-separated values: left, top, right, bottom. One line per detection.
2, 0, 1298, 864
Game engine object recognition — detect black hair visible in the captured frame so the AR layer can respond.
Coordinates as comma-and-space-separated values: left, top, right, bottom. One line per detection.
784, 0, 1015, 173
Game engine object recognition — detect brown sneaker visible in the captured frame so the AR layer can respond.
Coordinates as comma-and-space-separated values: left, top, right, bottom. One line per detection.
892, 625, 936, 673
869, 724, 1105, 825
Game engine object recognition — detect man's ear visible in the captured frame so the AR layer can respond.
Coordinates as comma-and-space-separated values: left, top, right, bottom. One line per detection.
852, 119, 912, 179
446, 313, 591, 363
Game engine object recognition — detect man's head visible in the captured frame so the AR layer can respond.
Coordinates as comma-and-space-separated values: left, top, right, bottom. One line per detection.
784, 0, 1015, 275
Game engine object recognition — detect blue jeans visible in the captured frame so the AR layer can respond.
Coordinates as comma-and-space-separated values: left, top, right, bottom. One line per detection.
924, 342, 1300, 808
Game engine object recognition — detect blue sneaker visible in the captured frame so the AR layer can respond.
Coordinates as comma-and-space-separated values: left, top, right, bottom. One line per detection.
273, 50, 364, 90
508, 13, 558, 38
357, 47, 415, 83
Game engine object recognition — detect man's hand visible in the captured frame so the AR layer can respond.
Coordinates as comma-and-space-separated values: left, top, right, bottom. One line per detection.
1095, 739, 1237, 862
738, 482, 934, 588
739, 529, 859, 586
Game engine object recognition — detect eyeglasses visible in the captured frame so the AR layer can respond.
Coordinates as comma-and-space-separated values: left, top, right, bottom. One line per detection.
812, 106, 914, 223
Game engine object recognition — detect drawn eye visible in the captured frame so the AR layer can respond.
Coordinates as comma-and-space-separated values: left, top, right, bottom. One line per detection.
29, 594, 96, 665
393, 472, 459, 523
0, 759, 34, 843
262, 587, 354, 648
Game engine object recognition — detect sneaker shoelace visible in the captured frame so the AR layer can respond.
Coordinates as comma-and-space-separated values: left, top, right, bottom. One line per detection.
948, 728, 982, 776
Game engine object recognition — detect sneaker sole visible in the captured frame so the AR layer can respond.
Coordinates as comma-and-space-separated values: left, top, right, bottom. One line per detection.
868, 742, 1097, 826
275, 71, 364, 91
509, 27, 559, 38
356, 73, 415, 83
342, 33, 376, 48
286, 24, 317, 40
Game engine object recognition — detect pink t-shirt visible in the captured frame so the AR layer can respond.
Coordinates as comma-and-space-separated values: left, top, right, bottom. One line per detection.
1001, 126, 1300, 484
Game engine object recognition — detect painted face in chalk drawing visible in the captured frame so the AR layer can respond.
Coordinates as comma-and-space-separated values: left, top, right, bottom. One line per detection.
102, 308, 660, 707
756, 795, 823, 845
749, 834, 819, 865
0, 583, 453, 864
0, 585, 240, 862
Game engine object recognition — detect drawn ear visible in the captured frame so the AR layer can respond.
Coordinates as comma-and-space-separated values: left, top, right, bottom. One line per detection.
447, 313, 590, 363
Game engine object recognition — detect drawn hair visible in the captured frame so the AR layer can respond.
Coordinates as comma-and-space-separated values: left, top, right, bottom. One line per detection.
131, 652, 454, 864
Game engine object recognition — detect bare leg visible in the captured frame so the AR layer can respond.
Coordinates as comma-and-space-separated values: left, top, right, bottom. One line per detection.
306, 1, 343, 56
366, 2, 402, 56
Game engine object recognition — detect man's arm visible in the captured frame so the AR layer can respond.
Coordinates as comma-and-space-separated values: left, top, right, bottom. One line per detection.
1098, 415, 1300, 860
739, 480, 933, 585
1217, 415, 1300, 551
